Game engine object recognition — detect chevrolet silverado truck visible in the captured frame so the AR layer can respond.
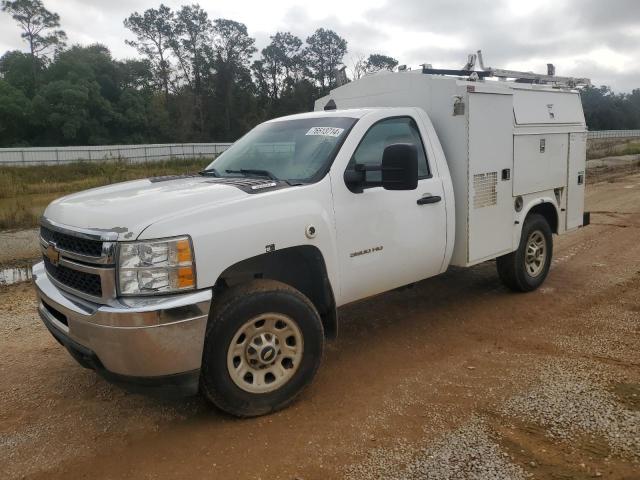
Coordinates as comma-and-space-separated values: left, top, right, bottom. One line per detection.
33, 66, 589, 417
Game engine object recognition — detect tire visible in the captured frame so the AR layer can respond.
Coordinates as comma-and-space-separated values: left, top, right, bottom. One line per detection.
200, 279, 324, 417
497, 213, 553, 292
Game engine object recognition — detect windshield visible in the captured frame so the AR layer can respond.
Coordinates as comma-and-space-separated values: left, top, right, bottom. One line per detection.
205, 117, 357, 183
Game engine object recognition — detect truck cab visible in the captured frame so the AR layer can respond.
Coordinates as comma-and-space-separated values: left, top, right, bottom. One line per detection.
33, 69, 588, 417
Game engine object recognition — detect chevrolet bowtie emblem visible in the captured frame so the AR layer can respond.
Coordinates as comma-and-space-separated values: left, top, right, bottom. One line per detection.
46, 243, 60, 266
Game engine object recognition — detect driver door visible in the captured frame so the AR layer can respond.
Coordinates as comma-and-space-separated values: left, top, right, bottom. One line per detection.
330, 111, 447, 305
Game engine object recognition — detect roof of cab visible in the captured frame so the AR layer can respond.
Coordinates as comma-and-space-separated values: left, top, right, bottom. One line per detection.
265, 108, 385, 123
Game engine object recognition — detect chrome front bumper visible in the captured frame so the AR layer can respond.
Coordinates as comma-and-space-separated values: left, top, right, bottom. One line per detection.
33, 261, 212, 394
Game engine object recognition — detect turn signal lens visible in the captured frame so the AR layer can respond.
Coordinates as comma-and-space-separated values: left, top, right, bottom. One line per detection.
177, 266, 195, 289
176, 239, 192, 264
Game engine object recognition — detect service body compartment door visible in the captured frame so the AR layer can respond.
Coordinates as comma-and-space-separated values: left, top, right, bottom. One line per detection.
566, 132, 586, 230
467, 92, 514, 263
513, 134, 568, 195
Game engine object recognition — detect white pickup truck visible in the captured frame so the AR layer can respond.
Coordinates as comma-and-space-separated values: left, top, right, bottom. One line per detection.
33, 67, 589, 417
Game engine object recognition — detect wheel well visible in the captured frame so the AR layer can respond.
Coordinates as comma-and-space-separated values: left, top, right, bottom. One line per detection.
527, 202, 558, 233
214, 246, 338, 339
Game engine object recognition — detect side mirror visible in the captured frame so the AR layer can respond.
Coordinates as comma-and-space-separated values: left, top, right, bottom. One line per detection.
381, 143, 418, 191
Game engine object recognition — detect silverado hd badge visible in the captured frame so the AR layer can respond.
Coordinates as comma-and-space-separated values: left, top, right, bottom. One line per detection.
350, 246, 383, 258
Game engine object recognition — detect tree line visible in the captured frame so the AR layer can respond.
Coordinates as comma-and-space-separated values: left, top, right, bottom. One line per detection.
0, 0, 397, 147
0, 0, 638, 148
581, 86, 640, 131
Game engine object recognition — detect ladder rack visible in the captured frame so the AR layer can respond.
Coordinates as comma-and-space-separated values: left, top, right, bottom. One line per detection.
421, 50, 591, 88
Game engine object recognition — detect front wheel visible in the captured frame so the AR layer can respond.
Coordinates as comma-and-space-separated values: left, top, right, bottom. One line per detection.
200, 280, 324, 417
497, 213, 553, 292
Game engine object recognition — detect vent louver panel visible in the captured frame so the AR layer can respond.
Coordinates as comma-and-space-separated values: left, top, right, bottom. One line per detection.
473, 172, 498, 208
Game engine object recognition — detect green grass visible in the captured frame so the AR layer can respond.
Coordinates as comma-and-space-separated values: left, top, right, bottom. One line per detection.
0, 202, 42, 230
587, 138, 640, 160
0, 158, 211, 230
619, 142, 640, 156
0, 158, 211, 199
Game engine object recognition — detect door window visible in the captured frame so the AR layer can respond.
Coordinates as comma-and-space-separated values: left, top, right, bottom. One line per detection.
346, 117, 430, 185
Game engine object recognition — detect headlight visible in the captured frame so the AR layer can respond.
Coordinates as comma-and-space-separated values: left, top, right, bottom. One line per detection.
117, 236, 196, 296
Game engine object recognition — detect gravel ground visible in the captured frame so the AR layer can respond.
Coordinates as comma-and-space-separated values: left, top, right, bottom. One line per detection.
0, 228, 39, 265
347, 418, 529, 480
501, 361, 640, 460
343, 355, 639, 479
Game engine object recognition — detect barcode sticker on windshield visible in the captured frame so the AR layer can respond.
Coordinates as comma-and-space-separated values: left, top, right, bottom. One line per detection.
306, 127, 344, 137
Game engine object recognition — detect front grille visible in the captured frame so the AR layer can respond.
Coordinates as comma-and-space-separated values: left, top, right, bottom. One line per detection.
44, 257, 102, 297
41, 226, 104, 257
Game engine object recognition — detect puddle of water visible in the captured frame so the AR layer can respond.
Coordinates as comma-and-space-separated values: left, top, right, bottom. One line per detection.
0, 265, 33, 286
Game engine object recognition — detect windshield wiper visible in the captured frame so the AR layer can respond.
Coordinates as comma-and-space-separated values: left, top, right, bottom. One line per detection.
199, 167, 220, 177
225, 168, 279, 181
210, 168, 301, 186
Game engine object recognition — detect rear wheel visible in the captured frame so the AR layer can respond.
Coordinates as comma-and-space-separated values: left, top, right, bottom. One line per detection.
497, 213, 553, 292
200, 280, 324, 417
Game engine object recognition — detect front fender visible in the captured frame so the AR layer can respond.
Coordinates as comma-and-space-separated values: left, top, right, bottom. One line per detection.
138, 178, 340, 297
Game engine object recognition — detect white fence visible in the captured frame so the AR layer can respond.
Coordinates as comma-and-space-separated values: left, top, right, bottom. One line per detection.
0, 143, 232, 166
1, 132, 638, 165
587, 130, 640, 140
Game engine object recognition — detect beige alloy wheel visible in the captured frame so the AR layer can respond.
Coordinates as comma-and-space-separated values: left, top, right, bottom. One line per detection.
524, 230, 547, 278
226, 313, 304, 394
496, 213, 553, 292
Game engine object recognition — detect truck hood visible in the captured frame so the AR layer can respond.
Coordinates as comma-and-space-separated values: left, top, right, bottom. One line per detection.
43, 175, 284, 240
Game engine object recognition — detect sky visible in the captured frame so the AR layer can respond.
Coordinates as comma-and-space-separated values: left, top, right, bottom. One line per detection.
1, 0, 639, 92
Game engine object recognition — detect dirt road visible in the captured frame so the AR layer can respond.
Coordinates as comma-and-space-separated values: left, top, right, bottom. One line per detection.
1, 173, 639, 479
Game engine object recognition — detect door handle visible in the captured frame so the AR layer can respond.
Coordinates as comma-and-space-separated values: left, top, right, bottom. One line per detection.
417, 195, 441, 205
